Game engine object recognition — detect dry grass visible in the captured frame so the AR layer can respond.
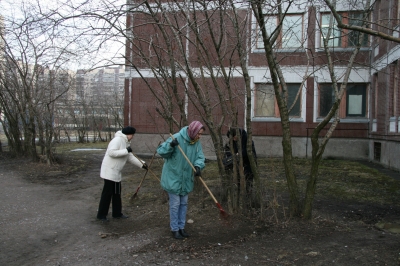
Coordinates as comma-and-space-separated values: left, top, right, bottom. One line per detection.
5, 139, 399, 208
203, 157, 400, 207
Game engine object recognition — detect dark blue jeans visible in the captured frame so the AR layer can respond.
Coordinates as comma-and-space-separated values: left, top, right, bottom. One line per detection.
168, 193, 188, 231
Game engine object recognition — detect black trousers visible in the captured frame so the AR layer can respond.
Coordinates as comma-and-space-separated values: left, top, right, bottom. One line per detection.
97, 179, 123, 219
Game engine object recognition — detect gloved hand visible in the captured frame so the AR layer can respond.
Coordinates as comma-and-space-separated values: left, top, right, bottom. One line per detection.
142, 163, 148, 170
126, 147, 132, 153
194, 166, 201, 177
170, 139, 179, 147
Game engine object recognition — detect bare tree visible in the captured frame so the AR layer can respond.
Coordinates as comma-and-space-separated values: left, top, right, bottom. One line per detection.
0, 0, 115, 162
48, 0, 399, 220
122, 0, 261, 212
251, 0, 371, 218
323, 0, 400, 44
1, 0, 384, 218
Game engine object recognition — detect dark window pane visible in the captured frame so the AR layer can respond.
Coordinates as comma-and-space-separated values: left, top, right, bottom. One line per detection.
287, 84, 301, 116
348, 13, 368, 47
319, 84, 334, 116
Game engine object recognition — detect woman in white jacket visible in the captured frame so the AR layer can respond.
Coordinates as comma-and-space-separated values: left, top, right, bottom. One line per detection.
97, 126, 147, 222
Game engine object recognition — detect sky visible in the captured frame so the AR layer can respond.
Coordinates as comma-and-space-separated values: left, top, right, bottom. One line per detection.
1, 0, 126, 71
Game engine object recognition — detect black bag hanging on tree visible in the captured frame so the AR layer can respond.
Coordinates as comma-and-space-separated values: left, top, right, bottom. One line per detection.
222, 155, 233, 169
223, 143, 234, 169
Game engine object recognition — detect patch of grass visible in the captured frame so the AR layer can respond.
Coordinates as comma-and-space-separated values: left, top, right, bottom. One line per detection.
313, 159, 400, 205
204, 158, 400, 207
17, 142, 109, 179
53, 141, 108, 153
6, 138, 400, 208
203, 161, 221, 181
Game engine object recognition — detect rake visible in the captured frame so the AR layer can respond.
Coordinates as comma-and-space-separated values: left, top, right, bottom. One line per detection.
130, 142, 160, 201
131, 152, 161, 182
169, 134, 228, 217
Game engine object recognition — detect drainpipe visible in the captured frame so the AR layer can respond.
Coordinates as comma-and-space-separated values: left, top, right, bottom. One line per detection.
385, 0, 392, 137
184, 0, 189, 119
126, 0, 134, 125
244, 2, 251, 130
368, 1, 375, 160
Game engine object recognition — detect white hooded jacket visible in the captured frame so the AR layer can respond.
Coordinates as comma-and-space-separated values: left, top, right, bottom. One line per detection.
100, 131, 143, 182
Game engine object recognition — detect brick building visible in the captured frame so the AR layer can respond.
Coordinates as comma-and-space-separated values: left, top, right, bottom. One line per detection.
369, 0, 400, 170
124, 1, 400, 171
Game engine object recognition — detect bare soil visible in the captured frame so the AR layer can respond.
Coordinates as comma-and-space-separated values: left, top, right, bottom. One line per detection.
0, 147, 399, 266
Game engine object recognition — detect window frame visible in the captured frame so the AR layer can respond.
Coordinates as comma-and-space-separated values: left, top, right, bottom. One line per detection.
256, 13, 304, 50
320, 11, 369, 49
253, 83, 303, 119
317, 83, 368, 119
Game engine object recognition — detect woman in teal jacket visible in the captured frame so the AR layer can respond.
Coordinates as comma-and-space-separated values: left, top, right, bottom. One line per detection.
157, 121, 205, 239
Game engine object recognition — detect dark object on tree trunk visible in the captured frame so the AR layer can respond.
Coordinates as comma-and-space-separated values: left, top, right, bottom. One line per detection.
222, 155, 233, 169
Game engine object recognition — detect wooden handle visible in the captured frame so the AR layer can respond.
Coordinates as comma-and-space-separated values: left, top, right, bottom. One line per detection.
137, 141, 160, 186
131, 152, 160, 182
198, 176, 218, 203
169, 133, 218, 204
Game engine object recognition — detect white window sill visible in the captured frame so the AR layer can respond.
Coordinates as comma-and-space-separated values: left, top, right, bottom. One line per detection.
252, 117, 304, 122
315, 118, 369, 123
315, 47, 371, 52
253, 48, 306, 53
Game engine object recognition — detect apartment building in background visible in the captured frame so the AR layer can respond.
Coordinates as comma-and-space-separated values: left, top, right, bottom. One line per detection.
76, 66, 125, 101
54, 66, 124, 132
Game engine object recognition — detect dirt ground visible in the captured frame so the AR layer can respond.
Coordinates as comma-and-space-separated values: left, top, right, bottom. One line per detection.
0, 148, 399, 266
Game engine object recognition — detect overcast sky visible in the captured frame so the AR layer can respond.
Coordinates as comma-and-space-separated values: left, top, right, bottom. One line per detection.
1, 0, 126, 71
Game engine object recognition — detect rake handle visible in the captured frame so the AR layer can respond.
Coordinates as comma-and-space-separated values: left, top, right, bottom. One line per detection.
169, 133, 219, 204
131, 152, 160, 182
197, 175, 219, 204
136, 167, 149, 190
136, 141, 160, 188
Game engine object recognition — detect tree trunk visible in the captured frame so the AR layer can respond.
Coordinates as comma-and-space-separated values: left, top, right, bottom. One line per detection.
302, 136, 323, 219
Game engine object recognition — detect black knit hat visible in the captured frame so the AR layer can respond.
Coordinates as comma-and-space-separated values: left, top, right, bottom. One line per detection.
227, 127, 237, 138
122, 126, 136, 135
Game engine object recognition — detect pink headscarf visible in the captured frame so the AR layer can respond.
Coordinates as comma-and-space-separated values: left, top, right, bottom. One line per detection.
187, 121, 204, 140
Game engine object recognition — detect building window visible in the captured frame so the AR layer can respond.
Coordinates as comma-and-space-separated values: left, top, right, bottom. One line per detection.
255, 84, 275, 117
374, 142, 381, 162
346, 84, 367, 116
320, 14, 341, 47
254, 83, 302, 117
319, 84, 334, 117
318, 83, 367, 118
257, 14, 303, 49
287, 84, 302, 116
348, 13, 369, 47
397, 0, 400, 27
320, 12, 368, 48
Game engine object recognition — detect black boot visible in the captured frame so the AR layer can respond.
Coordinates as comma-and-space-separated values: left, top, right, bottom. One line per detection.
179, 229, 189, 238
172, 231, 184, 239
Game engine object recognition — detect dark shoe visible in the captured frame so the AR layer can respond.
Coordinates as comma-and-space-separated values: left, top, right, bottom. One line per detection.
97, 217, 109, 222
172, 231, 184, 239
113, 214, 129, 219
179, 229, 189, 238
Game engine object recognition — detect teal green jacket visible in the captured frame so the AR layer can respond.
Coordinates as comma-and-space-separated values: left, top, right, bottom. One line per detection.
157, 126, 205, 195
